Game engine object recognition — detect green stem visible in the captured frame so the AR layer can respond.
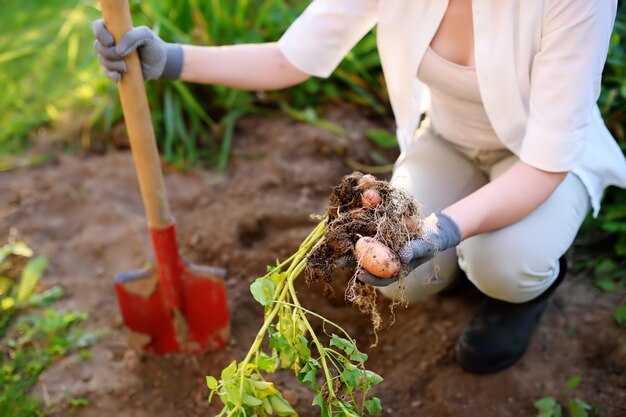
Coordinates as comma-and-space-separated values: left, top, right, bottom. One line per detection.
257, 217, 325, 282
224, 218, 328, 414
235, 220, 327, 398
286, 269, 336, 413
238, 281, 290, 394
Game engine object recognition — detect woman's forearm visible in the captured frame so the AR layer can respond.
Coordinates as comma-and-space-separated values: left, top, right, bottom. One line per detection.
442, 161, 567, 240
180, 42, 309, 90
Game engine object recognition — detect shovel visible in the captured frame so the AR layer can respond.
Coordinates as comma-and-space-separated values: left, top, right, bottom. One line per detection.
100, 0, 230, 354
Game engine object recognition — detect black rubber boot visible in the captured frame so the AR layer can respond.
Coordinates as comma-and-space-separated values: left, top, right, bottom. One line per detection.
455, 256, 567, 374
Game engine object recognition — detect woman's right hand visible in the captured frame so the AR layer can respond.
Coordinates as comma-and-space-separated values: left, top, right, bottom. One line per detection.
357, 211, 462, 286
92, 19, 184, 82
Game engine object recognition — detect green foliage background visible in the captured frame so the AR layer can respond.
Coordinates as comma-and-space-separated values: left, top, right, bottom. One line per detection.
0, 0, 384, 169
0, 0, 624, 270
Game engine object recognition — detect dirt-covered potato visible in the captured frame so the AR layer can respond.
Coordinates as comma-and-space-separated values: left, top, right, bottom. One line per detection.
354, 236, 401, 279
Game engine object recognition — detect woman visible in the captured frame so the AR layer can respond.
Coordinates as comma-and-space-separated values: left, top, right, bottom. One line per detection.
93, 0, 626, 373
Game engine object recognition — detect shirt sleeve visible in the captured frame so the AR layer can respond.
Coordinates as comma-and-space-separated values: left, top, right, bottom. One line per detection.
277, 0, 378, 78
519, 0, 617, 172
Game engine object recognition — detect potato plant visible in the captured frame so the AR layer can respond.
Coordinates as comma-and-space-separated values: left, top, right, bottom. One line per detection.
207, 220, 383, 417
207, 173, 424, 416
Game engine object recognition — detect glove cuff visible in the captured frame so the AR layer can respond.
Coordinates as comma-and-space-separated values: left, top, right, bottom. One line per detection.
162, 43, 184, 80
435, 211, 462, 249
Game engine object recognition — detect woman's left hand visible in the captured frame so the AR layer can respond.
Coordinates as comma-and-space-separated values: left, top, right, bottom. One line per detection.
357, 211, 462, 286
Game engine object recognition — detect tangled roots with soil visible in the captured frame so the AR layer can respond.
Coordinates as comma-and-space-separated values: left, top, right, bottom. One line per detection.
305, 172, 423, 331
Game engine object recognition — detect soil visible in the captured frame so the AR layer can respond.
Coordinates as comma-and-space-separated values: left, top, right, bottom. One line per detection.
1, 107, 625, 417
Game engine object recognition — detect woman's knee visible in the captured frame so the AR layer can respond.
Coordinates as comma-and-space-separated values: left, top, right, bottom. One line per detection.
457, 235, 557, 303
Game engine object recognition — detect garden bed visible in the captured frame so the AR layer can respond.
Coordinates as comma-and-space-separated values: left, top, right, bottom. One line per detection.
1, 110, 624, 417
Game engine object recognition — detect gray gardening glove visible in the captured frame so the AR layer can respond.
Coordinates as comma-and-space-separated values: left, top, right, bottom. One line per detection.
357, 212, 462, 287
92, 19, 184, 82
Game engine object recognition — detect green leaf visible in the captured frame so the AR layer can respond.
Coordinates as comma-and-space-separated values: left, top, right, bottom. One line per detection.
269, 395, 296, 415
312, 392, 324, 408
537, 406, 563, 417
615, 305, 626, 327
590, 402, 602, 416
0, 241, 33, 264
217, 110, 243, 174
301, 366, 318, 390
0, 276, 13, 296
242, 393, 263, 406
250, 277, 275, 306
616, 234, 626, 256
295, 335, 311, 360
349, 349, 368, 362
534, 397, 558, 412
69, 398, 89, 407
339, 402, 360, 417
278, 345, 296, 368
594, 276, 616, 292
253, 352, 277, 373
221, 360, 238, 381
206, 376, 218, 390
365, 370, 383, 387
564, 375, 581, 392
341, 367, 362, 391
269, 330, 288, 351
330, 334, 350, 349
262, 397, 273, 414
554, 407, 563, 417
76, 331, 99, 349
594, 259, 618, 279
224, 382, 241, 405
330, 334, 356, 357
364, 397, 382, 415
17, 256, 48, 302
365, 128, 398, 148
567, 399, 591, 417
20, 286, 64, 308
251, 380, 275, 395
1, 296, 15, 311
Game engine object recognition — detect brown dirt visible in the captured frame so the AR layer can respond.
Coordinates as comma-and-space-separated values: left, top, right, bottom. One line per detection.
1, 108, 625, 417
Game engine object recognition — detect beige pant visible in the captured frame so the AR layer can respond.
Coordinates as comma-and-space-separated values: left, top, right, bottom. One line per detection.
378, 125, 591, 304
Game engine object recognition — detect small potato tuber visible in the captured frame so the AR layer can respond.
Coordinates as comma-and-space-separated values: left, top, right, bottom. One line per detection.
354, 236, 401, 279
358, 174, 377, 189
361, 189, 382, 209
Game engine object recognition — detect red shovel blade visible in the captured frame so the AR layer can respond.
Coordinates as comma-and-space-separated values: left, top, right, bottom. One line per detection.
114, 225, 230, 354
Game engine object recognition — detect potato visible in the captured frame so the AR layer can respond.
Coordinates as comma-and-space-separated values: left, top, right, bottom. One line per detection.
358, 174, 377, 189
354, 236, 400, 279
361, 189, 382, 209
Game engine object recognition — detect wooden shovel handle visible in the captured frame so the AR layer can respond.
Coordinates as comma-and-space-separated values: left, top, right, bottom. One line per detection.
100, 0, 172, 229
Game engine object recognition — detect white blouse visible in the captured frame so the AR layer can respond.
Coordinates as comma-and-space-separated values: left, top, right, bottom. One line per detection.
277, 0, 626, 216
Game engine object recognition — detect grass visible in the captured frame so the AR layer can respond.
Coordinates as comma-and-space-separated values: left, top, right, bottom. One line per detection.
0, 238, 98, 417
533, 376, 602, 417
0, 0, 385, 170
0, 0, 113, 156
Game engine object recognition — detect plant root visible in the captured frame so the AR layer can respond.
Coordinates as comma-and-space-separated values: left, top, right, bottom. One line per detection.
305, 172, 423, 332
